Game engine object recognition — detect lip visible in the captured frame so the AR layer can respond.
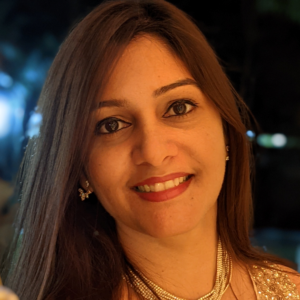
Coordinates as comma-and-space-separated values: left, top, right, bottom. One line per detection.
132, 174, 194, 202
132, 172, 192, 188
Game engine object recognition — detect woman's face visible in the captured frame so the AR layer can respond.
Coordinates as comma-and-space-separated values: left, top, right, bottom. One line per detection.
86, 35, 227, 238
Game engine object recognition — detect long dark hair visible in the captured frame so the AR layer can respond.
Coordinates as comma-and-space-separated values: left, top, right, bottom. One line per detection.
2, 0, 292, 299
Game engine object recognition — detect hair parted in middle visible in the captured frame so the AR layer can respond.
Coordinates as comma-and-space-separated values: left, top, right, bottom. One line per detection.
3, 1, 289, 300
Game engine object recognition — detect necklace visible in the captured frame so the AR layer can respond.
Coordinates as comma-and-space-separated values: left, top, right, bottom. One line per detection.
124, 238, 232, 300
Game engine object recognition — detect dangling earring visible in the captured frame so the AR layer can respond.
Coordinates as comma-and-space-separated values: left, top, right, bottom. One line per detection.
226, 145, 230, 161
78, 180, 92, 201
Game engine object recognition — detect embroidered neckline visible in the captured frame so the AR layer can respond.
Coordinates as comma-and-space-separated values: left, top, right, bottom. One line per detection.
248, 263, 299, 299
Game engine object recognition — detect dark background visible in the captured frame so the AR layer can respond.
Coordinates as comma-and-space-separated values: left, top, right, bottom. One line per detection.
0, 0, 299, 266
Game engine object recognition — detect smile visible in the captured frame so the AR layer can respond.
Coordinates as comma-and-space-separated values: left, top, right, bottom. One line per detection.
134, 174, 193, 193
132, 175, 194, 202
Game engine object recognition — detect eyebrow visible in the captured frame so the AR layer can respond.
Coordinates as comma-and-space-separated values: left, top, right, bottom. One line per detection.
98, 78, 199, 109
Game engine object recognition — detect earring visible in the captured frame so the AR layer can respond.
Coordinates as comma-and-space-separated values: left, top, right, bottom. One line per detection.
226, 145, 230, 161
78, 180, 92, 201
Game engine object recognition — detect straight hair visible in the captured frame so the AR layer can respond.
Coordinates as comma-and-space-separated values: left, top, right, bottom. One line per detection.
2, 0, 292, 299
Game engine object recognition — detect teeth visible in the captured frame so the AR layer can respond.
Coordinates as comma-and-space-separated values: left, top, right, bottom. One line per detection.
136, 175, 190, 193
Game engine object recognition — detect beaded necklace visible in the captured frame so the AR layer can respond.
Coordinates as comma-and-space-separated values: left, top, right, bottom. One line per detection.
124, 238, 232, 300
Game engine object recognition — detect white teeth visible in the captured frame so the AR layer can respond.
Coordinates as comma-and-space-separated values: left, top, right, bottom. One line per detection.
136, 175, 190, 193
165, 179, 175, 190
150, 185, 155, 192
153, 182, 164, 192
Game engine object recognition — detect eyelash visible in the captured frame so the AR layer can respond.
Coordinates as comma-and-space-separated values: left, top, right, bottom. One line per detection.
94, 99, 198, 137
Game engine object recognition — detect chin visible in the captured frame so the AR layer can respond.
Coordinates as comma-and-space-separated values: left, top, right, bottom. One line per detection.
137, 220, 199, 239
134, 203, 217, 239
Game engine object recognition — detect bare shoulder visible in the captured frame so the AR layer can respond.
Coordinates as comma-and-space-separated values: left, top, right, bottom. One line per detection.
229, 260, 257, 299
118, 282, 140, 300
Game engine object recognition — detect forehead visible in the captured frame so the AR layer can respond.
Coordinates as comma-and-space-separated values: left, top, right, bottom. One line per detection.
100, 35, 194, 100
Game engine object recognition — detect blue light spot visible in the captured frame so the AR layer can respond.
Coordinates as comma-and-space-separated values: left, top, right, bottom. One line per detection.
246, 130, 256, 138
26, 112, 43, 138
24, 69, 39, 82
0, 71, 13, 88
0, 97, 11, 138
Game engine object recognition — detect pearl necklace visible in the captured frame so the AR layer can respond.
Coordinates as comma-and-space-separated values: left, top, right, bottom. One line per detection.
124, 238, 232, 300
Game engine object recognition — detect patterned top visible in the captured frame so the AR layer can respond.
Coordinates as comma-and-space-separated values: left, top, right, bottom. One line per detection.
248, 263, 300, 299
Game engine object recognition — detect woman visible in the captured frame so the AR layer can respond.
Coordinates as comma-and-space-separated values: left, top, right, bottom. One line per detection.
2, 0, 300, 299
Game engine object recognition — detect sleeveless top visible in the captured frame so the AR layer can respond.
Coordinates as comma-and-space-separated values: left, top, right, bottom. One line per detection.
248, 263, 300, 299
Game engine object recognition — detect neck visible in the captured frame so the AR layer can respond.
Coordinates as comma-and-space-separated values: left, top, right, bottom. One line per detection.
118, 218, 218, 299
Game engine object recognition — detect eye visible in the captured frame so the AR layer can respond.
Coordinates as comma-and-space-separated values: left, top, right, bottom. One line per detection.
164, 99, 197, 119
94, 118, 130, 136
94, 99, 198, 136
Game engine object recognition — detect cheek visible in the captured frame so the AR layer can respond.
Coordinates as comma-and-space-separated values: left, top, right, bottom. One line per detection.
88, 143, 123, 180
87, 144, 129, 207
88, 156, 121, 217
190, 124, 226, 189
191, 126, 226, 161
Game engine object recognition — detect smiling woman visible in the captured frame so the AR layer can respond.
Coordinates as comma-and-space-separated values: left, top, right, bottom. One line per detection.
87, 37, 226, 242
1, 1, 300, 300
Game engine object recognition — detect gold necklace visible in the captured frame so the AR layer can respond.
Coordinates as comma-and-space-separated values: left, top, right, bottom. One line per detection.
124, 238, 232, 300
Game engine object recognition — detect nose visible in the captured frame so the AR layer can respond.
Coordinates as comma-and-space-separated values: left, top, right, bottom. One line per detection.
131, 121, 178, 167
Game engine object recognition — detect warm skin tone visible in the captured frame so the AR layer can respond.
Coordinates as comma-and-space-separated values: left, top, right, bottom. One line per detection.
80, 35, 300, 299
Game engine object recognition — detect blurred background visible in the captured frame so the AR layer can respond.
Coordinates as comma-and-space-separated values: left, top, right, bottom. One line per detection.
0, 0, 299, 269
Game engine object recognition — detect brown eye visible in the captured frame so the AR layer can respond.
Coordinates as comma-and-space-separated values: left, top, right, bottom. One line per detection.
95, 118, 130, 136
94, 99, 198, 137
165, 99, 197, 118
105, 120, 119, 132
173, 102, 187, 114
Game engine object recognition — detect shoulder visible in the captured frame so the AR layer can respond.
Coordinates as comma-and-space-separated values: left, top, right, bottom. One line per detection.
278, 265, 300, 294
229, 260, 257, 299
249, 262, 300, 298
117, 280, 140, 300
0, 286, 19, 300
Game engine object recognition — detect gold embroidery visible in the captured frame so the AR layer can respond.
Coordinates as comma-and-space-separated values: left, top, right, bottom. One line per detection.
249, 263, 299, 299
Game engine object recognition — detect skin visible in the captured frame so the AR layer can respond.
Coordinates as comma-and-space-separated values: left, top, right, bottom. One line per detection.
78, 34, 300, 299
86, 35, 226, 241
81, 35, 258, 299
